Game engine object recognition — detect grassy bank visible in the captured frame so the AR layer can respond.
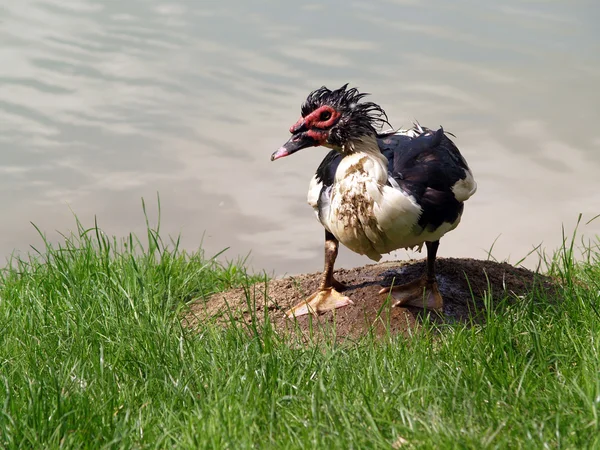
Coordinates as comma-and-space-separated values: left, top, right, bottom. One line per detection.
0, 216, 599, 449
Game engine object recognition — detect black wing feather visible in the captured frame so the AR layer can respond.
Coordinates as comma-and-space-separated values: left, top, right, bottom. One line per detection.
315, 150, 342, 187
378, 128, 470, 231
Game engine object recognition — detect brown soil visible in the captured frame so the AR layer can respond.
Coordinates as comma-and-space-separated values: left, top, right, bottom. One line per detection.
184, 258, 557, 342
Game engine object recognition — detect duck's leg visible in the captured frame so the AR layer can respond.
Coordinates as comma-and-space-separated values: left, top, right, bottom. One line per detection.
286, 231, 353, 318
378, 240, 443, 311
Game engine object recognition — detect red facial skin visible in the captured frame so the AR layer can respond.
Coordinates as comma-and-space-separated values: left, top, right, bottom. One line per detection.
306, 129, 328, 142
289, 105, 340, 145
289, 117, 304, 133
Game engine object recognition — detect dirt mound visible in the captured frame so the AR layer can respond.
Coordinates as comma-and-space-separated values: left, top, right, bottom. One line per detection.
184, 258, 557, 341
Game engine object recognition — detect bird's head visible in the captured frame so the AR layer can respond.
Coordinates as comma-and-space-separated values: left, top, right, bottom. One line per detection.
271, 84, 390, 161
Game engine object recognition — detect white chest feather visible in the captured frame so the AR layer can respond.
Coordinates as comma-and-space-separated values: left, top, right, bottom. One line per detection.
320, 150, 423, 261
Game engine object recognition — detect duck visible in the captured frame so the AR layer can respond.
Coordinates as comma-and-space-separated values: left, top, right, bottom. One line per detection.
271, 84, 477, 318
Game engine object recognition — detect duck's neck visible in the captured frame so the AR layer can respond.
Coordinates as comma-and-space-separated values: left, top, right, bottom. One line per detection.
342, 135, 382, 157
335, 135, 388, 184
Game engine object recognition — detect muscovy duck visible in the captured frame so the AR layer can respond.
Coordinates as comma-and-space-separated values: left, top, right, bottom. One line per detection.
271, 84, 476, 318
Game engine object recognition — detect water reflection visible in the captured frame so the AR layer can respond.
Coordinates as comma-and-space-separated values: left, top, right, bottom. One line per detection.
1, 0, 599, 275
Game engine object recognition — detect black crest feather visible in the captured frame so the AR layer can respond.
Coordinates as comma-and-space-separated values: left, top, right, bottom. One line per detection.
301, 84, 392, 146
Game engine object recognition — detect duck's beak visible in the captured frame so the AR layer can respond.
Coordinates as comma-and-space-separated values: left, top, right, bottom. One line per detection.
271, 132, 318, 161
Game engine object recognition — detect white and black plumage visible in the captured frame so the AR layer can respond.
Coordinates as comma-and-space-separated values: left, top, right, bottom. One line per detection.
271, 84, 477, 317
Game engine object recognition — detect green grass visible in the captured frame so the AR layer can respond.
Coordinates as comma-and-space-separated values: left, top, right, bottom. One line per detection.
0, 213, 599, 449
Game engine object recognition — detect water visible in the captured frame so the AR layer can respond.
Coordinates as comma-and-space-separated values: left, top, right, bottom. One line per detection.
1, 0, 599, 276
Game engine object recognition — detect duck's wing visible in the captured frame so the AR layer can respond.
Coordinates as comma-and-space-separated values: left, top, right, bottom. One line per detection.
307, 150, 342, 227
377, 126, 477, 232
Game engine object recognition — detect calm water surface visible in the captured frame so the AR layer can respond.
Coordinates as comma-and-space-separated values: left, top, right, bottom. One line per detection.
1, 0, 599, 275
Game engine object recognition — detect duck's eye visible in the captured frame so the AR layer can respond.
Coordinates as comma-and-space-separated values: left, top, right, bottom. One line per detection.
320, 111, 332, 121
